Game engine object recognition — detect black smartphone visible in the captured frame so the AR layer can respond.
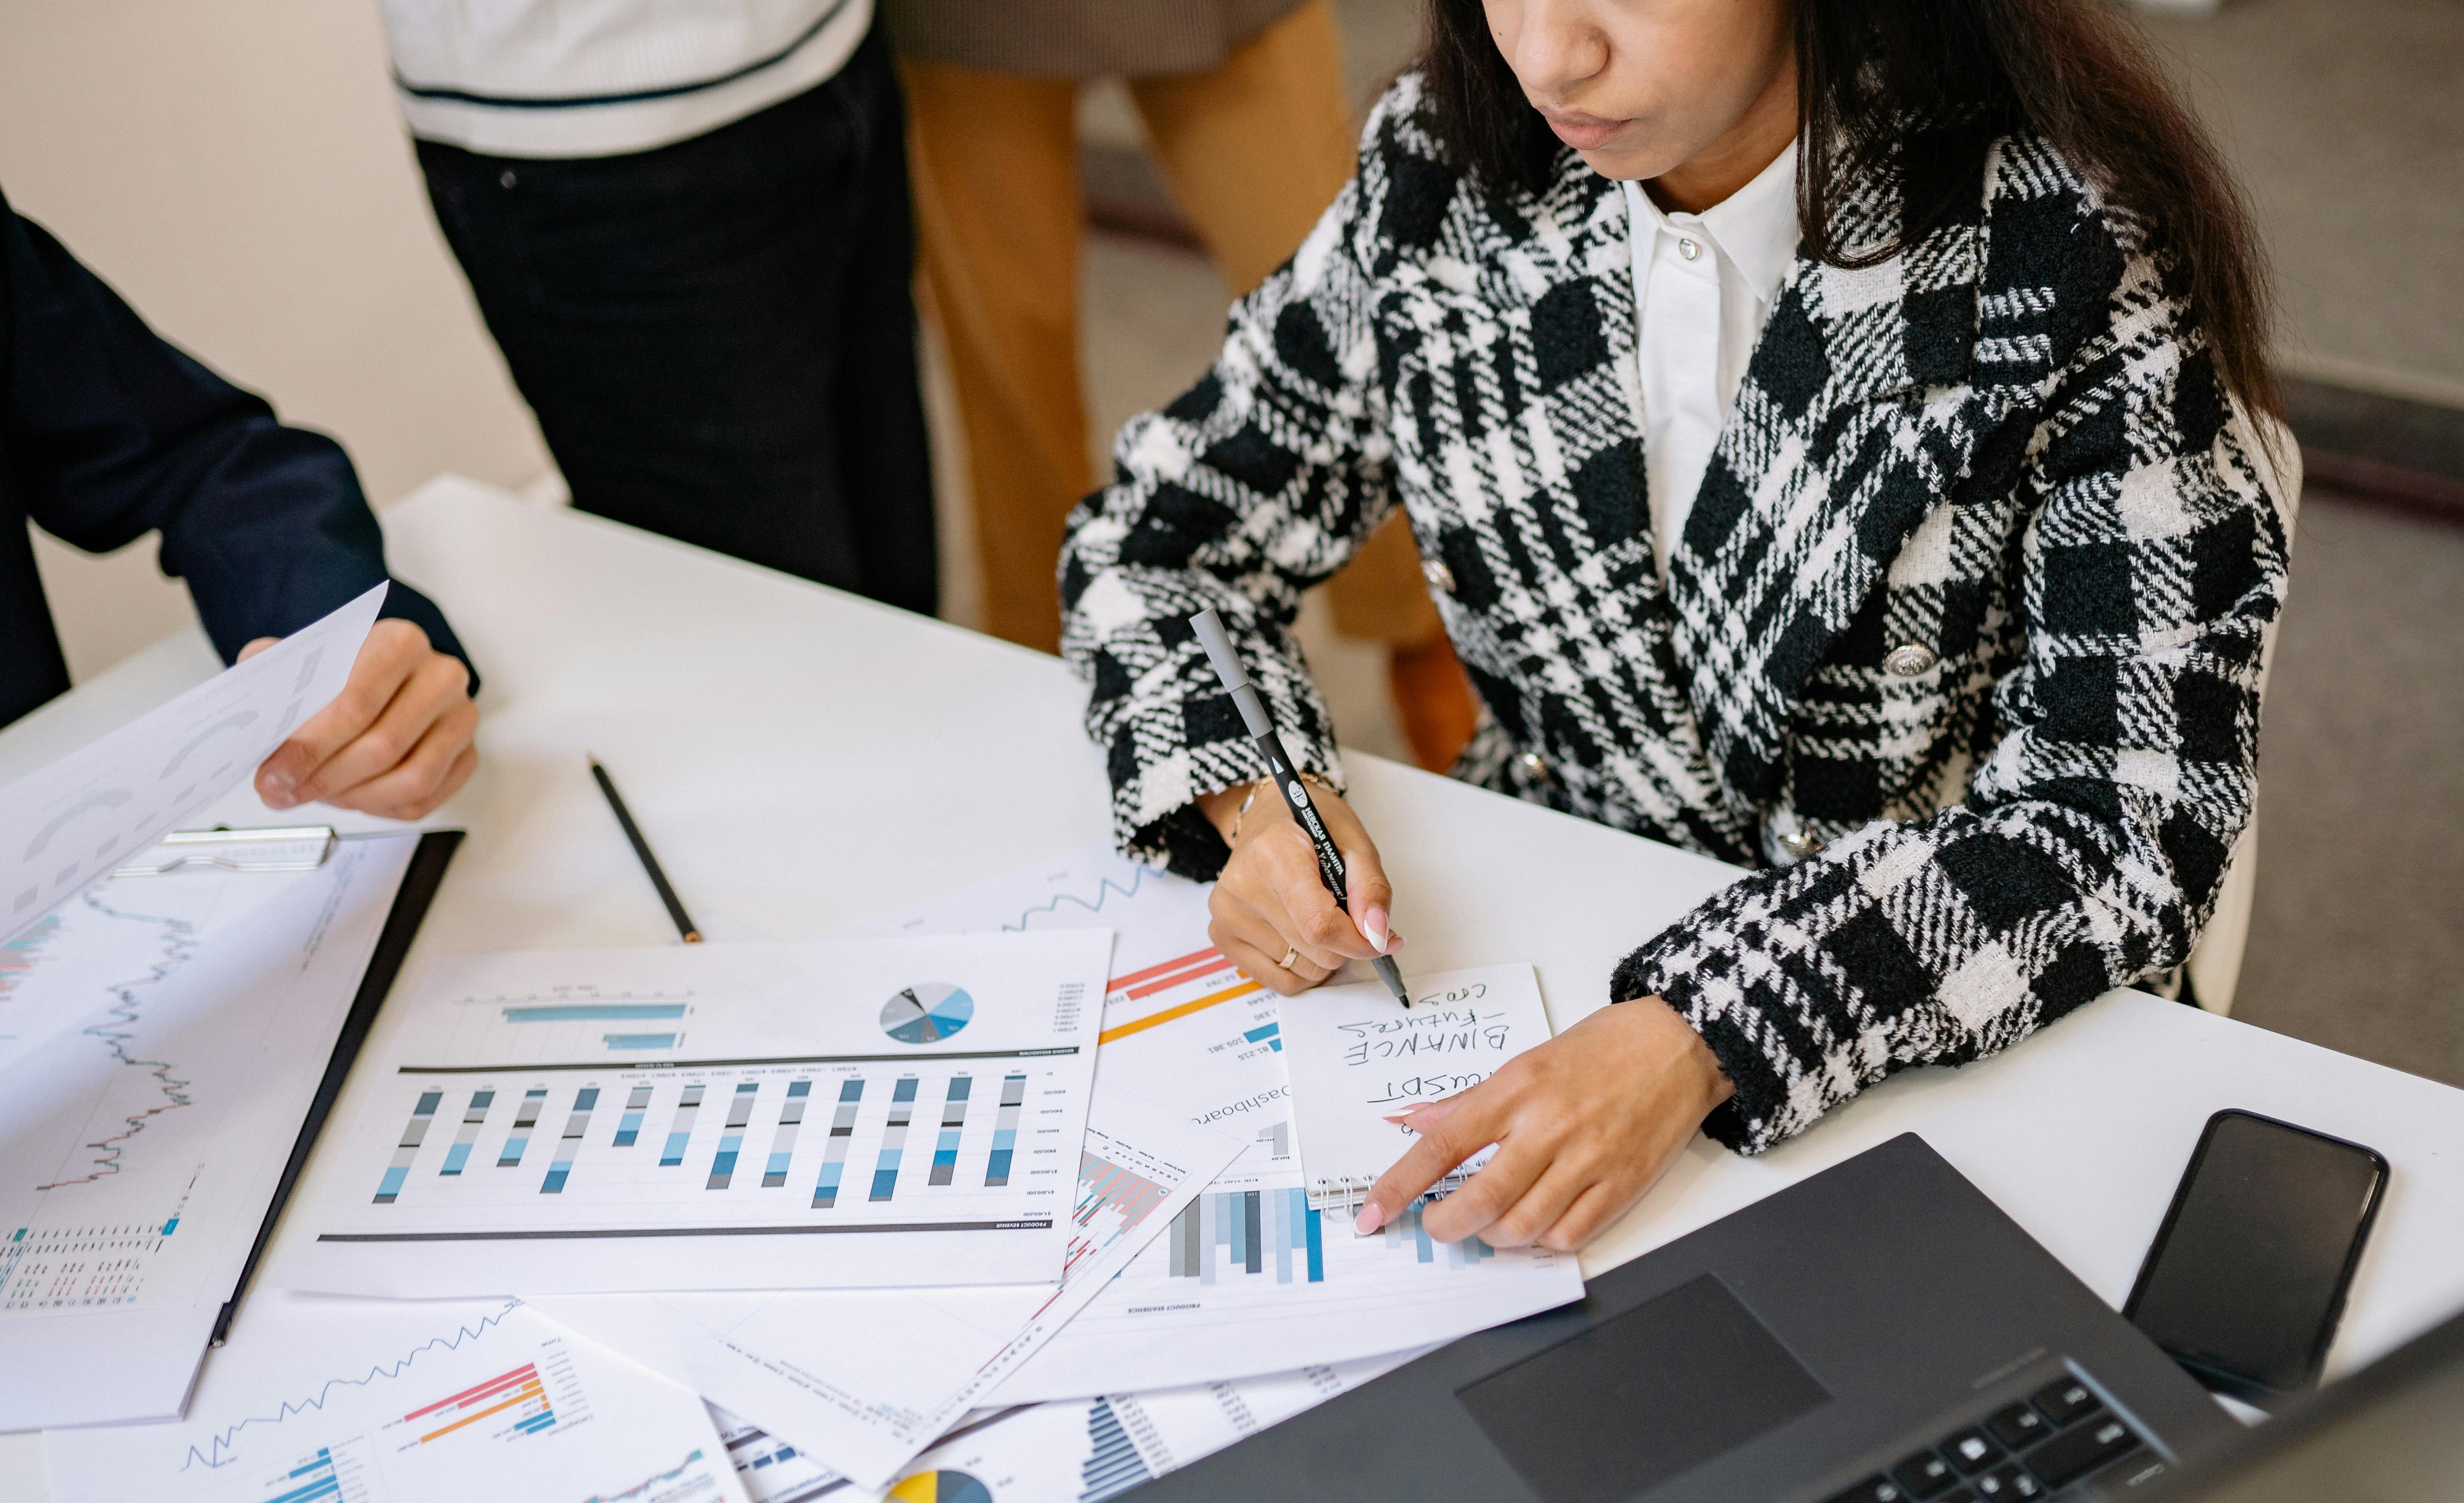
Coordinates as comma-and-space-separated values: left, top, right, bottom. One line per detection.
2124, 1108, 2389, 1406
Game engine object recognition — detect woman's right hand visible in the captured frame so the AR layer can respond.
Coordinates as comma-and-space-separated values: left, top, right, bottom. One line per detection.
1197, 778, 1402, 996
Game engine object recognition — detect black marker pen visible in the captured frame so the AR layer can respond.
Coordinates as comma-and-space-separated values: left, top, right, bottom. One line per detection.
1189, 608, 1413, 1009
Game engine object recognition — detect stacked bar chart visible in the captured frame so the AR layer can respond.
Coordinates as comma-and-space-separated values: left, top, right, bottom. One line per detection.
375, 1093, 441, 1204
987, 1074, 1025, 1185
496, 1090, 546, 1168
763, 1082, 810, 1188
543, 1090, 597, 1194
441, 1091, 493, 1176
706, 1083, 758, 1190
928, 1078, 971, 1185
813, 1080, 862, 1208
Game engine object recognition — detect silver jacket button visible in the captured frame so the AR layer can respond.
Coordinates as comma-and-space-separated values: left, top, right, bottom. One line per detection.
1778, 829, 1826, 860
1883, 643, 1938, 677
1515, 750, 1552, 784
1422, 558, 1456, 594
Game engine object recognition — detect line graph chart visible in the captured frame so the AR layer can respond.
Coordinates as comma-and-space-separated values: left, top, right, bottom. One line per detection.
45, 1295, 749, 1503
36, 892, 202, 1189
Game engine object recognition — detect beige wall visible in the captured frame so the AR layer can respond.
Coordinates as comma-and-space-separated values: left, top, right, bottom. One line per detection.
0, 0, 551, 684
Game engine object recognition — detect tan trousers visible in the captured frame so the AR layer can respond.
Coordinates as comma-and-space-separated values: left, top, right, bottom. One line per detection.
902, 0, 1445, 653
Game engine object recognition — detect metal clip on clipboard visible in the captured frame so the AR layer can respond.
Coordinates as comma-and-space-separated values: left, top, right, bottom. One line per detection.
113, 825, 338, 876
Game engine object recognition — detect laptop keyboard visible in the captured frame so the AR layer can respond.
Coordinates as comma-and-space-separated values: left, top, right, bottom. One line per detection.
1822, 1376, 2150, 1503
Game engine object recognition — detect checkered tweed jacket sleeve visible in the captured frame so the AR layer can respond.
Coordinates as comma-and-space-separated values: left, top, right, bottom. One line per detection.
1061, 78, 2293, 1155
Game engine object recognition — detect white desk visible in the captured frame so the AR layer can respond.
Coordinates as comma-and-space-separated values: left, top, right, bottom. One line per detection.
5, 476, 2461, 1494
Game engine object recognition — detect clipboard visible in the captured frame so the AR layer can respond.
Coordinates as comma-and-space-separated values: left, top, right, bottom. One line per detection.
205, 828, 464, 1345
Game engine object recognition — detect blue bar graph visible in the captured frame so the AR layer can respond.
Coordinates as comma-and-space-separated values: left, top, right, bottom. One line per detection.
502, 1003, 687, 1023
987, 1071, 1026, 1185
813, 1078, 864, 1208
613, 1084, 652, 1146
1243, 1021, 1283, 1052
707, 1082, 759, 1189
376, 1092, 442, 1203
261, 1448, 340, 1503
1169, 1188, 1324, 1283
543, 1088, 599, 1194
764, 1080, 811, 1186
441, 1089, 493, 1176
660, 1084, 705, 1166
870, 1078, 919, 1200
604, 1033, 678, 1050
929, 1075, 971, 1185
497, 1088, 547, 1167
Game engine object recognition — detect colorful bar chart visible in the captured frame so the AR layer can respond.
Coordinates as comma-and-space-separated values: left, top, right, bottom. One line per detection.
402, 1360, 556, 1444
1168, 1188, 1323, 1285
764, 1080, 811, 1186
496, 1089, 547, 1168
613, 1084, 652, 1147
871, 1078, 919, 1201
374, 1092, 442, 1203
1096, 945, 1263, 1046
813, 1079, 863, 1208
441, 1090, 493, 1176
929, 1076, 972, 1185
986, 1072, 1026, 1185
707, 1082, 759, 1189
1242, 1021, 1282, 1052
1381, 1203, 1495, 1268
543, 1089, 598, 1194
255, 1447, 343, 1503
659, 1084, 704, 1167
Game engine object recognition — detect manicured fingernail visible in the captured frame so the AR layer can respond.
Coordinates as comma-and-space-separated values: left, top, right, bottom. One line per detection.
1361, 905, 1391, 955
1382, 1113, 1413, 1124
1354, 1202, 1386, 1235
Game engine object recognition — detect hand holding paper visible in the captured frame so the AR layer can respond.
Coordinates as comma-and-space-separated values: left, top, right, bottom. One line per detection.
245, 615, 478, 818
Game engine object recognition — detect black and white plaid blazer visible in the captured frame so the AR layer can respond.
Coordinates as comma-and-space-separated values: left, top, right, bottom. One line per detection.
1059, 76, 2293, 1154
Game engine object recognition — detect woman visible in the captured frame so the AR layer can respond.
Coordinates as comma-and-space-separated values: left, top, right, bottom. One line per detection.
1059, 0, 2290, 1254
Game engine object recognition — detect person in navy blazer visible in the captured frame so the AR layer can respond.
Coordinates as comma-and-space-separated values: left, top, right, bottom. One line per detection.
1, 184, 480, 819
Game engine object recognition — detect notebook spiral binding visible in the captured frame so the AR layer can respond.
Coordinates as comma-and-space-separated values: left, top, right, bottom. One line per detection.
1305, 1166, 1481, 1215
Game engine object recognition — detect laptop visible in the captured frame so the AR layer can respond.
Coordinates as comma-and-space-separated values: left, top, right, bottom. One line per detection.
1124, 1133, 2245, 1503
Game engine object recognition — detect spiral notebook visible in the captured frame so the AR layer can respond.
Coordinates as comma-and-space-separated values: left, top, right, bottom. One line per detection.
1277, 963, 1554, 1213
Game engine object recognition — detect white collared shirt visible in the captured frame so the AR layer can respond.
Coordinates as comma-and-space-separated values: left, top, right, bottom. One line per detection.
1620, 142, 1799, 578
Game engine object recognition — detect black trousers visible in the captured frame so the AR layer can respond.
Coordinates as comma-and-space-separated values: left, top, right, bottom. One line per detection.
418, 28, 938, 614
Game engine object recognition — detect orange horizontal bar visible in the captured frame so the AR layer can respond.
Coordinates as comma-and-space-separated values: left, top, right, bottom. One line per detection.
1099, 978, 1264, 1045
419, 1381, 545, 1443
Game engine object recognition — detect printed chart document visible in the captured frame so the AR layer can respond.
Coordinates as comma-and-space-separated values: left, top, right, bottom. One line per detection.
534, 1088, 1238, 1490
715, 1412, 836, 1503
1277, 963, 1555, 1210
865, 1348, 1430, 1503
44, 1292, 749, 1503
0, 833, 422, 1431
857, 847, 1586, 1401
280, 934, 1111, 1297
0, 584, 382, 945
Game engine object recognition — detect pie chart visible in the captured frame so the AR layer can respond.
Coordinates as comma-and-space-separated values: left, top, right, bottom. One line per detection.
889, 1469, 992, 1503
881, 983, 974, 1044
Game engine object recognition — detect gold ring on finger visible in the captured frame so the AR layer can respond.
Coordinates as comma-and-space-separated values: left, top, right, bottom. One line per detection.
1277, 945, 1300, 971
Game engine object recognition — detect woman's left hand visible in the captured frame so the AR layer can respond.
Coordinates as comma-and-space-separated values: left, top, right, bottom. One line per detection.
1354, 996, 1733, 1253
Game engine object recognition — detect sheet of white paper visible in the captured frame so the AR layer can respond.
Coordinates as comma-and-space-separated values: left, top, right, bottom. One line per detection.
277, 934, 1111, 1297
851, 847, 1587, 1402
1277, 962, 1555, 1209
0, 833, 421, 1432
0, 584, 383, 945
43, 1292, 749, 1503
534, 1087, 1239, 1490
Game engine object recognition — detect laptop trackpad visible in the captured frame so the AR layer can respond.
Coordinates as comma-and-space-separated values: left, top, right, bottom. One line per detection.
1458, 1273, 1833, 1503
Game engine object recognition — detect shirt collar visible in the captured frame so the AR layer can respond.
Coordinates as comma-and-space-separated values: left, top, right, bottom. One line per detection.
1623, 140, 1800, 306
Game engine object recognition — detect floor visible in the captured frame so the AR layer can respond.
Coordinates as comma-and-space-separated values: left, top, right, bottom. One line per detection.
1025, 0, 2464, 1088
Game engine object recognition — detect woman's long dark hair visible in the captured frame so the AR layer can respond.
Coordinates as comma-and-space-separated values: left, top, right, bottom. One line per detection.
1421, 0, 2278, 416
